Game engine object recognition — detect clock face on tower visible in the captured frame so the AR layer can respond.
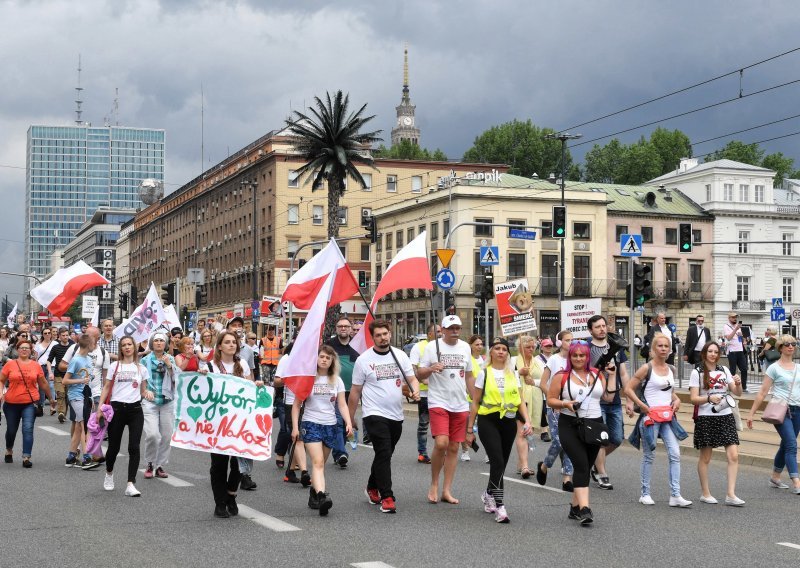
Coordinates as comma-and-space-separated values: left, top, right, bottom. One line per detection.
402, 116, 413, 126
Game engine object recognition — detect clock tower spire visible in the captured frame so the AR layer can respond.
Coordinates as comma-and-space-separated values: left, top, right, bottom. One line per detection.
391, 43, 420, 146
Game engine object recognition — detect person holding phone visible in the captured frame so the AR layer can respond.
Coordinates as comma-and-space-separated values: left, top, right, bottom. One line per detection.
723, 312, 748, 392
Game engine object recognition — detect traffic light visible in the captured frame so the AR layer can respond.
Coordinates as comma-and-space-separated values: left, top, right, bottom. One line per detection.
358, 270, 368, 289
130, 285, 138, 307
160, 282, 175, 306
118, 292, 129, 313
365, 216, 378, 244
552, 206, 567, 239
632, 263, 652, 307
482, 269, 494, 301
297, 258, 307, 269
678, 223, 693, 253
195, 285, 208, 308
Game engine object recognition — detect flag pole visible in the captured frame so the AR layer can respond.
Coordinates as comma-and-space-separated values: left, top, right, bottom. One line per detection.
428, 290, 441, 362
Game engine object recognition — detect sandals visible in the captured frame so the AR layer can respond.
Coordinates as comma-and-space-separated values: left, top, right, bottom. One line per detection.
521, 467, 532, 479
276, 459, 285, 469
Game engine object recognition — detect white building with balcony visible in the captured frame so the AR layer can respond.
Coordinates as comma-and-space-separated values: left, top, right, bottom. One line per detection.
650, 158, 800, 339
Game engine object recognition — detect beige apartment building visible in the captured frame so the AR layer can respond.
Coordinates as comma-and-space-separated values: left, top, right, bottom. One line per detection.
126, 129, 507, 331
371, 174, 610, 341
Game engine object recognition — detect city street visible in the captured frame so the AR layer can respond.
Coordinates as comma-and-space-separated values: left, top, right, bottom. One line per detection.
3, 408, 799, 568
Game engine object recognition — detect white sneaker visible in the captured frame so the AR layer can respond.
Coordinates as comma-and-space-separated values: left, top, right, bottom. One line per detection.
638, 495, 655, 505
699, 495, 718, 504
481, 491, 496, 513
103, 473, 114, 491
725, 496, 745, 507
460, 451, 471, 462
124, 483, 141, 497
484, 456, 490, 464
494, 505, 509, 523
669, 495, 692, 508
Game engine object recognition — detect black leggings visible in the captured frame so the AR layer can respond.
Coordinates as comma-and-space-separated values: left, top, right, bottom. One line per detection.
558, 413, 602, 488
210, 453, 241, 506
477, 413, 517, 506
105, 401, 144, 483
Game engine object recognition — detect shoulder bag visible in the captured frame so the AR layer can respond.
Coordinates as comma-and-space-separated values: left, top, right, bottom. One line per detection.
762, 365, 799, 425
15, 360, 44, 417
567, 372, 609, 446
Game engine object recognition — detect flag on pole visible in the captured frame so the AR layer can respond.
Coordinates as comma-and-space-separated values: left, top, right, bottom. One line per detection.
113, 283, 168, 343
281, 239, 358, 309
350, 231, 432, 353
30, 260, 110, 317
6, 303, 17, 329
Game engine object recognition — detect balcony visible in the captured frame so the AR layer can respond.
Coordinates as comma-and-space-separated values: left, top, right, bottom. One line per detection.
731, 300, 767, 312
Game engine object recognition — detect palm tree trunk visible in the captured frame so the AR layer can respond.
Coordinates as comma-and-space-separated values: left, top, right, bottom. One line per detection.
323, 178, 343, 338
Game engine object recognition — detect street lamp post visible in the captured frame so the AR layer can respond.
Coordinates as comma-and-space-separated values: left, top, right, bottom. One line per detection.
241, 179, 259, 333
544, 132, 581, 302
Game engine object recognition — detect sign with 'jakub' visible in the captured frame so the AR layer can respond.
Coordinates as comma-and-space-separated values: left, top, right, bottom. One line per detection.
171, 372, 274, 460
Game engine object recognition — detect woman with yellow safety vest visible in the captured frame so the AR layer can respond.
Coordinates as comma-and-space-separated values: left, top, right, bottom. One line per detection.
462, 335, 485, 462
466, 337, 533, 523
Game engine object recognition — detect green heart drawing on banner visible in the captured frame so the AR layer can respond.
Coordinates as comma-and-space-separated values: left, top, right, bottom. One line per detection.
219, 407, 228, 416
255, 387, 273, 409
187, 406, 202, 423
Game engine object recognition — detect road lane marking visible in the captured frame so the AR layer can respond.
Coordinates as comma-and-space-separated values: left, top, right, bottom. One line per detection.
138, 469, 194, 487
778, 542, 800, 550
102, 445, 125, 457
38, 426, 69, 436
351, 563, 397, 568
480, 472, 564, 493
237, 504, 301, 532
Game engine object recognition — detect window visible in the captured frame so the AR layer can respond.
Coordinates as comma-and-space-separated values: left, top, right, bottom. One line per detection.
541, 255, 558, 295
407, 227, 414, 244
783, 233, 793, 256
641, 226, 653, 244
443, 218, 450, 238
615, 260, 628, 290
540, 220, 553, 239
705, 184, 712, 202
665, 262, 678, 299
573, 222, 591, 240
784, 277, 794, 303
736, 276, 750, 301
339, 244, 346, 258
287, 239, 299, 258
312, 205, 323, 225
508, 253, 526, 278
689, 263, 702, 293
376, 234, 382, 252
288, 170, 299, 188
573, 256, 591, 296
387, 175, 397, 192
411, 175, 422, 193
755, 185, 764, 203
739, 184, 749, 202
665, 228, 677, 245
615, 225, 629, 242
361, 173, 372, 191
288, 204, 299, 225
360, 242, 370, 261
724, 183, 733, 201
396, 230, 403, 248
475, 218, 493, 237
692, 229, 702, 246
508, 219, 526, 237
385, 232, 393, 251
336, 207, 348, 226
430, 221, 439, 241
738, 230, 749, 254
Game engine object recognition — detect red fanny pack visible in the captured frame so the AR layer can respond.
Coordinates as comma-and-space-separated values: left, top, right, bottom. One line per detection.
648, 406, 674, 423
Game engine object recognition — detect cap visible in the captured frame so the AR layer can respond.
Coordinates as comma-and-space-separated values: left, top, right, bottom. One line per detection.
229, 316, 245, 327
441, 315, 462, 328
728, 311, 738, 318
170, 327, 183, 336
540, 338, 554, 347
490, 337, 510, 350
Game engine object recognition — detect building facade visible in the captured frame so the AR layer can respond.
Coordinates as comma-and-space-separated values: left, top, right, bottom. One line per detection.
25, 124, 165, 305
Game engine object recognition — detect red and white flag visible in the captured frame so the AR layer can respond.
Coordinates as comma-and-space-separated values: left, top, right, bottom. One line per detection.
30, 260, 110, 317
281, 239, 358, 310
351, 231, 432, 353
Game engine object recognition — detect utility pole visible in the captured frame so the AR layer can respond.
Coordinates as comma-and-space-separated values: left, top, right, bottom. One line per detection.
544, 132, 581, 302
242, 179, 259, 333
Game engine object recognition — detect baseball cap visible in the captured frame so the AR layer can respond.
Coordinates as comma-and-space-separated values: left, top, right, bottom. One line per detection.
441, 315, 462, 328
728, 311, 738, 318
229, 316, 245, 327
540, 338, 554, 347
490, 337, 510, 350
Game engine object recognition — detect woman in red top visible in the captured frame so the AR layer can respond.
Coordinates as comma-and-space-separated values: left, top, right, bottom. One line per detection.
176, 337, 200, 372
0, 339, 55, 467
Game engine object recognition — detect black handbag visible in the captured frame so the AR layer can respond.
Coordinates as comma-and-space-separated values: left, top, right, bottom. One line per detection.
567, 371, 610, 446
16, 360, 44, 417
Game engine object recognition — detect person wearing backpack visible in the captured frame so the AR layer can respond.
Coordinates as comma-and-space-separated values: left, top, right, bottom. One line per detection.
688, 341, 744, 506
625, 333, 690, 508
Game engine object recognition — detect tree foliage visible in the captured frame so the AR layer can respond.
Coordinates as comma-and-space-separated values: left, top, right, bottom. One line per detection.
649, 127, 692, 175
703, 140, 765, 165
761, 152, 795, 187
373, 140, 448, 161
462, 119, 571, 178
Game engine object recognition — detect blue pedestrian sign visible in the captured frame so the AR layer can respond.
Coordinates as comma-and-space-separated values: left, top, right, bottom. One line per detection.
479, 246, 500, 266
620, 234, 643, 257
509, 229, 537, 240
771, 307, 786, 322
436, 268, 455, 290
772, 297, 784, 309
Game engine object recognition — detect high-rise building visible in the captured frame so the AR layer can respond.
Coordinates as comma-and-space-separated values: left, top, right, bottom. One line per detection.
24, 124, 165, 304
390, 45, 420, 146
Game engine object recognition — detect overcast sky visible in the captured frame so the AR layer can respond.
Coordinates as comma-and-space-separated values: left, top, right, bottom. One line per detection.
2, 0, 799, 306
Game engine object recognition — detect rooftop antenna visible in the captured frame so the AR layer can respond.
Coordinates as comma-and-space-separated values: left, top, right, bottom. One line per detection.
104, 87, 120, 127
402, 42, 410, 102
74, 54, 84, 125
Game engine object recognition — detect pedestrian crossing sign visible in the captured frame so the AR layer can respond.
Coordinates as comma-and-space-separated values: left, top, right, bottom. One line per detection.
772, 297, 783, 309
479, 246, 499, 266
620, 234, 643, 257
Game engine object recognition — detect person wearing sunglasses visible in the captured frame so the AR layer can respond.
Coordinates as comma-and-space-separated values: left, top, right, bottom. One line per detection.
689, 341, 744, 506
747, 335, 800, 494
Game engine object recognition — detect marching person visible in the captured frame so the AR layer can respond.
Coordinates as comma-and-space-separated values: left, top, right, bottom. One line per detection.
47, 327, 74, 423
175, 337, 201, 372
723, 312, 748, 392
515, 334, 544, 478
292, 345, 352, 516
225, 318, 259, 490
140, 332, 176, 480
625, 333, 691, 507
325, 317, 359, 465
99, 319, 120, 362
683, 315, 711, 366
409, 323, 441, 464
747, 335, 800, 494
462, 334, 485, 462
644, 312, 678, 365
99, 335, 150, 497
195, 329, 216, 363
758, 326, 779, 372
466, 337, 533, 523
260, 327, 282, 385
547, 341, 618, 525
418, 315, 474, 505
274, 343, 310, 487
689, 341, 744, 506
349, 320, 419, 514
34, 327, 55, 413
189, 318, 206, 344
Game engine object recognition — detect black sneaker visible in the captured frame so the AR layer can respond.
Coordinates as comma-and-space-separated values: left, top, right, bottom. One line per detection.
65, 453, 77, 468
579, 507, 594, 526
308, 486, 320, 510
318, 491, 333, 516
336, 455, 349, 468
214, 504, 230, 518
226, 494, 239, 516
568, 504, 581, 520
300, 470, 311, 488
362, 435, 372, 446
597, 476, 613, 490
240, 474, 257, 491
82, 459, 101, 471
540, 432, 552, 443
284, 470, 299, 484
562, 480, 574, 493
535, 461, 547, 486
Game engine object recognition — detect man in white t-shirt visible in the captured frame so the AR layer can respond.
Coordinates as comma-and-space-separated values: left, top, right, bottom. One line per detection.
417, 315, 473, 505
409, 322, 441, 464
349, 319, 419, 513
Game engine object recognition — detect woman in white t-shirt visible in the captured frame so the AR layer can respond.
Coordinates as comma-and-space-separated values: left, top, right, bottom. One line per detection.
626, 333, 689, 508
195, 330, 215, 363
689, 341, 744, 506
207, 331, 250, 519
98, 335, 153, 498
291, 344, 352, 517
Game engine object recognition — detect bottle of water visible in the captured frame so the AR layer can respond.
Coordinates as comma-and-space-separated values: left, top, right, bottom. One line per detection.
348, 428, 358, 450
525, 433, 536, 452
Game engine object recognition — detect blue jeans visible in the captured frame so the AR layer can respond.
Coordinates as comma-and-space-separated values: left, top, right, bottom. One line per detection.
417, 397, 430, 455
543, 407, 573, 475
600, 403, 624, 447
332, 405, 349, 461
641, 421, 682, 497
3, 402, 36, 457
773, 405, 800, 479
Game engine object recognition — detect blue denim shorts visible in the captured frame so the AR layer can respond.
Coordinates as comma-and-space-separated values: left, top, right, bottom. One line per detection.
600, 404, 624, 447
301, 420, 338, 448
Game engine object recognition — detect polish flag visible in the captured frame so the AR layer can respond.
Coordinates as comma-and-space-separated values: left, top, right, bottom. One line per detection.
281, 239, 359, 309
350, 231, 432, 353
30, 260, 110, 317
280, 271, 334, 401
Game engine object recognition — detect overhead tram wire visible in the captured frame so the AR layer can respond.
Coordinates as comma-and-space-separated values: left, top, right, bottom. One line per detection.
693, 130, 800, 160
557, 46, 800, 134
691, 113, 800, 146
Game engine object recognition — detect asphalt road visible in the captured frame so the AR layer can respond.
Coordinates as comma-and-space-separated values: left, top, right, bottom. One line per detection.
2, 410, 799, 568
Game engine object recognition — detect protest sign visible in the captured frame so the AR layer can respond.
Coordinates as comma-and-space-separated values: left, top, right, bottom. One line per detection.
560, 298, 602, 339
113, 283, 167, 343
493, 279, 537, 336
171, 371, 274, 460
